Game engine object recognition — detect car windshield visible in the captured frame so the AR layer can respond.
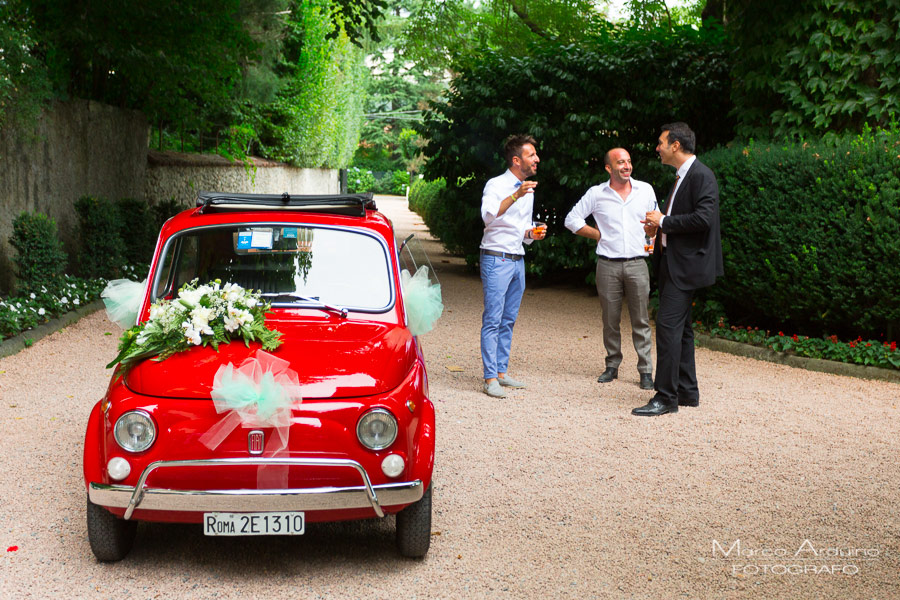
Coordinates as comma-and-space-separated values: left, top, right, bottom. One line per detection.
152, 224, 394, 311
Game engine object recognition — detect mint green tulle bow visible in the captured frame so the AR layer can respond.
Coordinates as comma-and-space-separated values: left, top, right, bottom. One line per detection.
101, 278, 148, 329
401, 266, 444, 336
199, 351, 303, 488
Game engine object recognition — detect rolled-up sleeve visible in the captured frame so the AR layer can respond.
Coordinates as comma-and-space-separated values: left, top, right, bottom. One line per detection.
564, 189, 595, 233
481, 179, 503, 225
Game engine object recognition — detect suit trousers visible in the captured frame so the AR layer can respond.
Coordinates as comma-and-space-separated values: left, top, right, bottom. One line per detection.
654, 252, 699, 403
595, 258, 652, 373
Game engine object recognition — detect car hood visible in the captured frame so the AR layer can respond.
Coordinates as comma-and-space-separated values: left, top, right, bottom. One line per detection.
125, 319, 417, 399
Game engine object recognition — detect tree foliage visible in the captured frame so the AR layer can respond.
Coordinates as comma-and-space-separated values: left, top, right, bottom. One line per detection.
355, 0, 446, 173
419, 24, 734, 273
0, 6, 51, 132
257, 0, 367, 167
728, 0, 900, 139
401, 0, 614, 73
2, 0, 376, 168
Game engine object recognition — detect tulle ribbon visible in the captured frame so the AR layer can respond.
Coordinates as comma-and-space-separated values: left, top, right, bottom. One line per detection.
199, 351, 303, 488
401, 266, 444, 336
101, 279, 147, 329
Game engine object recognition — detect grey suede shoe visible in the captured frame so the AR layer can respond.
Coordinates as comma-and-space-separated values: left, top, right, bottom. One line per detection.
483, 380, 507, 398
498, 375, 527, 388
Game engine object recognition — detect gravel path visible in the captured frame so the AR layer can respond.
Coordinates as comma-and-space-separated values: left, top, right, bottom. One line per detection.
1, 195, 898, 599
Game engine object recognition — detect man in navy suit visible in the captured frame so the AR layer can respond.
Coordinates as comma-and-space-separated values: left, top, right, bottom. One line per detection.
634, 122, 723, 416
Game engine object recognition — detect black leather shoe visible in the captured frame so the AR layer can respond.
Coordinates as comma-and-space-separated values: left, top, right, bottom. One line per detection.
639, 373, 654, 390
678, 397, 699, 407
632, 398, 678, 416
597, 367, 618, 383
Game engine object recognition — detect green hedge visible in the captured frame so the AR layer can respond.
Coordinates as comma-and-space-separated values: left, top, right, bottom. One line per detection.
76, 196, 182, 279
408, 177, 446, 226
420, 24, 733, 274
9, 212, 67, 294
702, 125, 900, 339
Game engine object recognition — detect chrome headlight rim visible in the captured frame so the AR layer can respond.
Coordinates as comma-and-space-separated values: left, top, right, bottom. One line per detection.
113, 409, 157, 453
356, 408, 398, 451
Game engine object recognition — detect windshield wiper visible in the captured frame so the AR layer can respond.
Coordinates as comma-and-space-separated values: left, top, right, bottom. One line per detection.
260, 293, 349, 318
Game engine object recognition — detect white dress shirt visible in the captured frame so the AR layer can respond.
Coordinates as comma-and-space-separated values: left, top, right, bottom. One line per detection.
564, 178, 658, 258
480, 169, 535, 255
661, 154, 696, 247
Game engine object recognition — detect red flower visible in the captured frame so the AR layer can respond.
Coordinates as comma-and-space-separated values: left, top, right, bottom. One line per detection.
791, 334, 799, 342
850, 341, 857, 348
866, 342, 872, 347
778, 331, 784, 337
891, 342, 897, 352
857, 336, 863, 342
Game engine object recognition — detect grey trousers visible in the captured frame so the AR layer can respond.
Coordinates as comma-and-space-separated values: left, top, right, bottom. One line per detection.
595, 257, 653, 374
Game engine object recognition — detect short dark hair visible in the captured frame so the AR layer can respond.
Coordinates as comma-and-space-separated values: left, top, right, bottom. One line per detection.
603, 147, 629, 167
504, 134, 537, 166
660, 122, 696, 154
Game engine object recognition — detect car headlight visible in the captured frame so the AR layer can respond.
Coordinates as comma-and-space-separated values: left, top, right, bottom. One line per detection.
114, 410, 156, 453
356, 408, 398, 450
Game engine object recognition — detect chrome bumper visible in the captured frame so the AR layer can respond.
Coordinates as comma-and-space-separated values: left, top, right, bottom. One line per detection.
88, 457, 423, 520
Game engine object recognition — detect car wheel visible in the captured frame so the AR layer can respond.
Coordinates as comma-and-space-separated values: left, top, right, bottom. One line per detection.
395, 483, 432, 558
86, 495, 137, 561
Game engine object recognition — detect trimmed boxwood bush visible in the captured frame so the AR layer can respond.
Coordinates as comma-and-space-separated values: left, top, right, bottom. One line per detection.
75, 196, 126, 279
408, 177, 446, 225
702, 125, 900, 339
115, 198, 158, 266
9, 212, 68, 294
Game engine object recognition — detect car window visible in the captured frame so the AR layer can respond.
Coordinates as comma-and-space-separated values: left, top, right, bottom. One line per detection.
151, 225, 394, 311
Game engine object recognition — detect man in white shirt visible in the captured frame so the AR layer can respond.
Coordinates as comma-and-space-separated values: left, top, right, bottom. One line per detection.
480, 134, 546, 398
564, 148, 656, 391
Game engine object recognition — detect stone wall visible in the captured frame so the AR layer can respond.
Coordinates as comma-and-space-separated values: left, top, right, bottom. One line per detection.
0, 101, 338, 295
144, 151, 338, 208
0, 100, 147, 293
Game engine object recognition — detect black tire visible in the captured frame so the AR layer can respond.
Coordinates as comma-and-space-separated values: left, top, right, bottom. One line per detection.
86, 496, 137, 561
396, 484, 432, 558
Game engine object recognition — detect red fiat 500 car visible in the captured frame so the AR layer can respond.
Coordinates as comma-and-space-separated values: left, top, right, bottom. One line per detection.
83, 192, 435, 561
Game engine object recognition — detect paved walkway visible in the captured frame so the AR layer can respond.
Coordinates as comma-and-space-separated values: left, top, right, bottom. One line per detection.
0, 195, 897, 599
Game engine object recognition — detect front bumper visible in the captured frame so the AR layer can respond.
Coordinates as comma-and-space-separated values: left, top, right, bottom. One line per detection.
88, 457, 423, 520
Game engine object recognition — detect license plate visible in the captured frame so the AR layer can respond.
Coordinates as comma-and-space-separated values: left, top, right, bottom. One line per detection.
203, 512, 305, 536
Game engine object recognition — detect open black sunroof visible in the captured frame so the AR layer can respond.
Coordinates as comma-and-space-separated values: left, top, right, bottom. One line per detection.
196, 191, 376, 217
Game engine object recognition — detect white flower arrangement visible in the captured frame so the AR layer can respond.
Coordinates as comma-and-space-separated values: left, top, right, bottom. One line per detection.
107, 279, 282, 370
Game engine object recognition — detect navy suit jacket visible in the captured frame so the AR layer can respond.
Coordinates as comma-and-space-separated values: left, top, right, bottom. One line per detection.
652, 158, 724, 290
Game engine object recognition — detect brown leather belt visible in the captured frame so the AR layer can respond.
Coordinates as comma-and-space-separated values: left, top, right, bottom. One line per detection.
481, 249, 524, 261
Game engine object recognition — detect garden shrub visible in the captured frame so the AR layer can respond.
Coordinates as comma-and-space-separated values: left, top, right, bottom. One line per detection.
115, 198, 157, 266
702, 125, 900, 340
75, 195, 126, 279
408, 177, 446, 224
420, 24, 733, 275
152, 198, 184, 231
348, 167, 376, 193
389, 170, 410, 195
9, 212, 67, 294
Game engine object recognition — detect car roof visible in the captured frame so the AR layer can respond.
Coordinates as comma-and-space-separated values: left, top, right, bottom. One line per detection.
158, 192, 394, 239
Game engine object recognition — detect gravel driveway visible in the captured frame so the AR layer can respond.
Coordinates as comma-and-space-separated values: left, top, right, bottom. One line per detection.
1, 195, 898, 599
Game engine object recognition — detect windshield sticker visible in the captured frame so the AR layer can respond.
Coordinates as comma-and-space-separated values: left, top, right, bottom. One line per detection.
237, 231, 252, 249
282, 228, 298, 239
250, 230, 274, 249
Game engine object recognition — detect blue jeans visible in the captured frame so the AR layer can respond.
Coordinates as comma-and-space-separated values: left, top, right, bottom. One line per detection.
480, 253, 526, 379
